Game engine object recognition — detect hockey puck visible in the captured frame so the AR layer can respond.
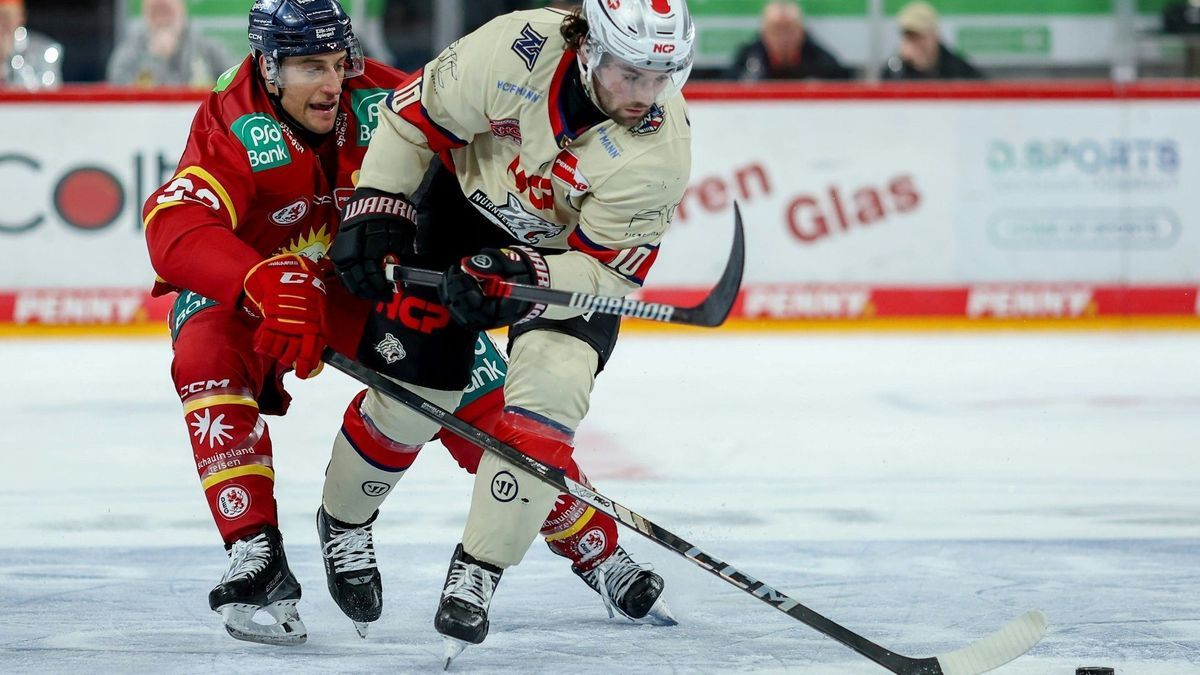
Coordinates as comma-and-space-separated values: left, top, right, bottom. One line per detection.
1075, 668, 1114, 675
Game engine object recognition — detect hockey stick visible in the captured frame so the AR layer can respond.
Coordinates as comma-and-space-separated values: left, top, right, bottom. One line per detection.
383, 203, 746, 327
322, 350, 1047, 675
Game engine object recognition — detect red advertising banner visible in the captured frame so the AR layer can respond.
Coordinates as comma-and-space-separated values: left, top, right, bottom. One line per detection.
1, 285, 1195, 333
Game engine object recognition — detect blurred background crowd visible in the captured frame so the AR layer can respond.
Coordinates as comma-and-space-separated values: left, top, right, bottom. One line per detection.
5, 0, 1200, 90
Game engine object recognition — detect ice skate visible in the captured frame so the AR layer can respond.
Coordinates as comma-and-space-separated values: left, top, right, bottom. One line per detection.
434, 544, 503, 668
317, 506, 382, 637
207, 525, 306, 646
576, 546, 676, 625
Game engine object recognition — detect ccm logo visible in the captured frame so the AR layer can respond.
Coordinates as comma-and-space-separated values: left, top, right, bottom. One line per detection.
280, 272, 325, 292
178, 379, 231, 396
653, 43, 676, 54
280, 272, 309, 284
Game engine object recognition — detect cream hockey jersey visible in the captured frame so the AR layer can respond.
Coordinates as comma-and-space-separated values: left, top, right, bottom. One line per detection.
359, 8, 692, 319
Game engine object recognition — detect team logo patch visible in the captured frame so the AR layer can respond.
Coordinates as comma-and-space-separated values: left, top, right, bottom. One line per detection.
270, 198, 309, 225
285, 224, 331, 262
231, 113, 291, 172
217, 485, 251, 520
489, 118, 523, 144
630, 104, 666, 136
352, 89, 390, 146
375, 333, 407, 364
468, 191, 565, 245
577, 527, 608, 562
491, 470, 518, 502
511, 23, 547, 71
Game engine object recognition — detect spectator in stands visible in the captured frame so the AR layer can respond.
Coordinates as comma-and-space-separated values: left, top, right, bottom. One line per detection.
727, 1, 853, 81
0, 0, 62, 89
881, 1, 982, 80
107, 0, 233, 87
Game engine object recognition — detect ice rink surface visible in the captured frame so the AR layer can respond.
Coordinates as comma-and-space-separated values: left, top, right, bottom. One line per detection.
1, 332, 1198, 674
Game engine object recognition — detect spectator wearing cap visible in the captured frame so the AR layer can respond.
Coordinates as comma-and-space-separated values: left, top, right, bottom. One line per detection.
0, 0, 63, 89
728, 1, 853, 81
882, 1, 982, 80
107, 0, 234, 87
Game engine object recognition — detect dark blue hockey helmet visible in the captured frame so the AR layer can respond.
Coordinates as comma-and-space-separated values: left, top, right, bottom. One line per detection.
248, 0, 364, 86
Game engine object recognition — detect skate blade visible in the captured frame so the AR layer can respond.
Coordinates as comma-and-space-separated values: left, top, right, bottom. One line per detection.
442, 636, 469, 670
354, 621, 371, 638
641, 597, 678, 627
217, 599, 307, 646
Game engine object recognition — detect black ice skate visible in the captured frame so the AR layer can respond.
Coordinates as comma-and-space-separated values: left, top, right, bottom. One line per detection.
434, 543, 503, 669
576, 546, 677, 626
317, 506, 383, 638
207, 524, 306, 646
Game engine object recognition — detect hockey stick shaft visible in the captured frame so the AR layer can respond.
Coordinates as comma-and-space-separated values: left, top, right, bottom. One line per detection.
323, 351, 1043, 674
384, 204, 746, 327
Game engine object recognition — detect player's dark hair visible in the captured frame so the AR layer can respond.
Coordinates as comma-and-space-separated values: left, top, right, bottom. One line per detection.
560, 10, 588, 51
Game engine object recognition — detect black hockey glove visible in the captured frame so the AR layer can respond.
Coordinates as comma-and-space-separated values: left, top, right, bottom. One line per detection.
438, 246, 550, 331
330, 187, 417, 301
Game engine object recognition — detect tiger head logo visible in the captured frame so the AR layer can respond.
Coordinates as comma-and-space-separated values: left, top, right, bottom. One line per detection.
374, 333, 407, 364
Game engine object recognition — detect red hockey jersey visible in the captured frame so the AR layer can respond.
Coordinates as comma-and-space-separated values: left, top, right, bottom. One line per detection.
144, 55, 409, 309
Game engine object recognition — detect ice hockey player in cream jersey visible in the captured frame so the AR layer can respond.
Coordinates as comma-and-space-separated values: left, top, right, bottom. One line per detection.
326, 1, 695, 661
358, 6, 692, 305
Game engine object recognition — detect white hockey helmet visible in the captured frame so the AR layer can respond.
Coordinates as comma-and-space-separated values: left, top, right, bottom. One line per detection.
579, 0, 695, 103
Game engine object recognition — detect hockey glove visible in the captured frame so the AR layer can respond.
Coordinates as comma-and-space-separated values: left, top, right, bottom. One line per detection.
329, 187, 417, 301
242, 254, 328, 379
438, 246, 550, 331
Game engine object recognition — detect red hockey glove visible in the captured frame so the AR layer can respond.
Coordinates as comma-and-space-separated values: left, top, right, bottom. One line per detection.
438, 246, 550, 331
242, 254, 328, 379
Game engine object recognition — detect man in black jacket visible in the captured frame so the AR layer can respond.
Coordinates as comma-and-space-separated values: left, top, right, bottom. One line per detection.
728, 1, 853, 81
882, 1, 983, 80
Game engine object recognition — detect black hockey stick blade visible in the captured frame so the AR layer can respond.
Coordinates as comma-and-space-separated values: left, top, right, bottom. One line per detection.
384, 202, 745, 327
322, 351, 1046, 675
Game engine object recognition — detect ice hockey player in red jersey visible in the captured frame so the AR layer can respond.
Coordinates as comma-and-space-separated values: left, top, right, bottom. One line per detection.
142, 0, 402, 646
144, 0, 664, 647
326, 0, 695, 663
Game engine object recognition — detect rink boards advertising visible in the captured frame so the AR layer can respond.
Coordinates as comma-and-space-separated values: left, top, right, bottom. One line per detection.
0, 83, 1198, 332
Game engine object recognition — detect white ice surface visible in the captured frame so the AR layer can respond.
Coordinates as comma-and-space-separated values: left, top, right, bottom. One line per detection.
1, 333, 1198, 674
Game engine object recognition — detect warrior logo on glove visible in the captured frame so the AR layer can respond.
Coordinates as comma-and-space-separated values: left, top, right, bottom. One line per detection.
438, 246, 550, 331
330, 187, 418, 301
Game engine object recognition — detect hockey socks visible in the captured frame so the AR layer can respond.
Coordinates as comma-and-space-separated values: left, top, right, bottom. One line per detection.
322, 389, 423, 524
443, 390, 629, 572
461, 408, 573, 568
541, 488, 620, 572
183, 387, 278, 543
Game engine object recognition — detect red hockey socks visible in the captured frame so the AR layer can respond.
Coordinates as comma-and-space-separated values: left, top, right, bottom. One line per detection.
182, 387, 277, 544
